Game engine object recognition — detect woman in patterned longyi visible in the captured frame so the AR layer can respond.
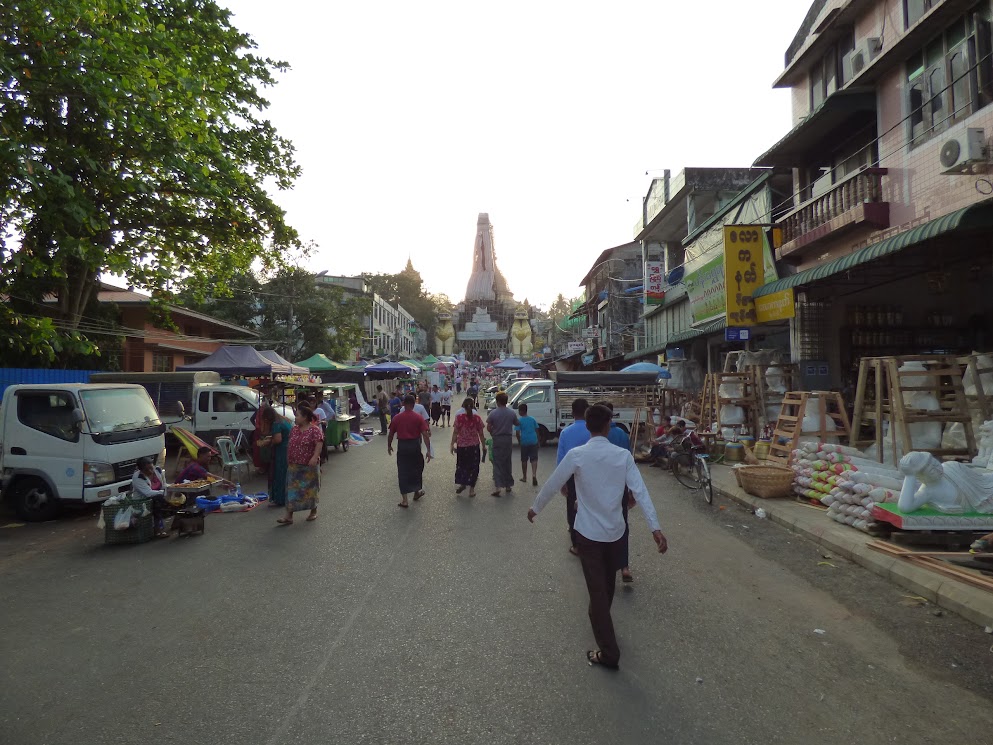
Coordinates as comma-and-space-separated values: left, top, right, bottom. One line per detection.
276, 406, 324, 526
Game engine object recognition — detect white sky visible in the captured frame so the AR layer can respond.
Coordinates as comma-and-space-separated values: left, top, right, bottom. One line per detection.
224, 0, 811, 308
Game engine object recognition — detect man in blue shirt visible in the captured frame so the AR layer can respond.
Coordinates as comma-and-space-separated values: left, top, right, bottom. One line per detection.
515, 403, 540, 486
557, 398, 590, 555
388, 389, 403, 418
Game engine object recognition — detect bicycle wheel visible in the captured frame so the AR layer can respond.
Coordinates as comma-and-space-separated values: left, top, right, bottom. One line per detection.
696, 458, 713, 504
672, 454, 701, 490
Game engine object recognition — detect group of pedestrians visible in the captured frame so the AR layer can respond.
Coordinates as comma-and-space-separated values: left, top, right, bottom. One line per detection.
255, 402, 325, 525
382, 391, 669, 672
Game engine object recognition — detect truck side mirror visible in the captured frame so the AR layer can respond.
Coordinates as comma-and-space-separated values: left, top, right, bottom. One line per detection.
71, 408, 85, 430
177, 400, 186, 417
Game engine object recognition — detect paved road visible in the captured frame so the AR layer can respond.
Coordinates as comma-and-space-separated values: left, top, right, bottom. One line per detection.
2, 429, 993, 745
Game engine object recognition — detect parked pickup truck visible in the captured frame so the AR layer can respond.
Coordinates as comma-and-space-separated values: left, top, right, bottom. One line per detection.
89, 372, 262, 443
495, 371, 662, 446
0, 383, 167, 521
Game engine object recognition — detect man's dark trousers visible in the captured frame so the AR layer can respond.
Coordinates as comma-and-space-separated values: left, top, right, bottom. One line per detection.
576, 531, 625, 667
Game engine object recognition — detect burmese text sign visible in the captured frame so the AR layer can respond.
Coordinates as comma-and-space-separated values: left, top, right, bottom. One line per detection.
724, 225, 765, 326
684, 255, 725, 324
646, 261, 665, 305
755, 288, 795, 324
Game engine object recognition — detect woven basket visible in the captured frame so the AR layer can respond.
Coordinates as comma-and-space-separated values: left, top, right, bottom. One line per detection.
735, 464, 795, 499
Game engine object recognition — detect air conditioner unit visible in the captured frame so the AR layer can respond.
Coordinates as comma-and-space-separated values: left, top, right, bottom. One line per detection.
939, 128, 987, 174
848, 36, 883, 78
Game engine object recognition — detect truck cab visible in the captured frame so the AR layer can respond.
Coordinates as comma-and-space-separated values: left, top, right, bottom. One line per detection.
0, 384, 167, 521
504, 379, 558, 445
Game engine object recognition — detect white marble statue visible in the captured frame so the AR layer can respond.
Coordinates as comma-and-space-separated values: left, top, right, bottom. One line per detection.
898, 451, 993, 514
974, 420, 993, 469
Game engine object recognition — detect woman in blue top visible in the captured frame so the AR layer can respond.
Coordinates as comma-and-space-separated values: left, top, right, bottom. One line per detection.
256, 405, 293, 508
515, 403, 541, 486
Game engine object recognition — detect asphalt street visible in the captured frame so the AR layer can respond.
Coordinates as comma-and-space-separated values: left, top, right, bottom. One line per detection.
2, 426, 993, 745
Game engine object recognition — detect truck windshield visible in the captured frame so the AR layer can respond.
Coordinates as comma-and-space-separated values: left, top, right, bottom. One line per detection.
504, 380, 530, 403
80, 388, 162, 434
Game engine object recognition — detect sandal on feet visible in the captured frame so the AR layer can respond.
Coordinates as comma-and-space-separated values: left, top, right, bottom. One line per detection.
469, 491, 476, 498
569, 546, 580, 556
587, 650, 619, 670
398, 502, 409, 509
532, 477, 538, 486
414, 491, 425, 501
456, 485, 466, 494
491, 490, 502, 498
155, 531, 170, 539
276, 518, 293, 525
622, 571, 634, 583
306, 514, 318, 522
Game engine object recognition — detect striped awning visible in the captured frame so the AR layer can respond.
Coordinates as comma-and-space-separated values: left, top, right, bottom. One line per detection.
754, 200, 993, 298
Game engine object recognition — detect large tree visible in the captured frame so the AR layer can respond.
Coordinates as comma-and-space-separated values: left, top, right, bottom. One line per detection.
256, 267, 368, 362
1, 0, 299, 354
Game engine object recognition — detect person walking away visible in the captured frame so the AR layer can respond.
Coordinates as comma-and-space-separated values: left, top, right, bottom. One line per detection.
486, 392, 519, 497
376, 386, 389, 435
388, 395, 432, 508
441, 385, 453, 427
430, 384, 443, 426
528, 404, 668, 670
418, 384, 432, 419
604, 402, 635, 583
558, 398, 591, 556
389, 389, 403, 419
515, 403, 540, 486
256, 406, 292, 509
132, 456, 170, 538
276, 406, 323, 525
451, 397, 486, 497
455, 368, 463, 394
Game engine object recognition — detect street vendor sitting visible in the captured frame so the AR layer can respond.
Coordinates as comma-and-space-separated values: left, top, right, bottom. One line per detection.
132, 456, 170, 539
178, 446, 214, 484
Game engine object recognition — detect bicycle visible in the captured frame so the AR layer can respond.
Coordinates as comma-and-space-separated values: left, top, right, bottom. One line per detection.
670, 439, 714, 504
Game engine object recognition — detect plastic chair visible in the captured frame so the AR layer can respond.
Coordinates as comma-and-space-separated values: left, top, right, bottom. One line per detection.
215, 436, 249, 483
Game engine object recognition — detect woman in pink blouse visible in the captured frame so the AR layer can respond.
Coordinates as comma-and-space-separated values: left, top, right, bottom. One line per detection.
277, 406, 324, 525
449, 397, 487, 497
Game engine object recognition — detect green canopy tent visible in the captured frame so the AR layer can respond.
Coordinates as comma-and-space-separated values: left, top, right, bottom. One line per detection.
421, 354, 440, 365
294, 353, 347, 372
401, 359, 428, 371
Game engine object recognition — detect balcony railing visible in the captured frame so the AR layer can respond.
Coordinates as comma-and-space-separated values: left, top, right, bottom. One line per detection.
778, 168, 889, 258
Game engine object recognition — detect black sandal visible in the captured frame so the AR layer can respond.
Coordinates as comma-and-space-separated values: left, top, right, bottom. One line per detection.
456, 485, 466, 494
587, 650, 619, 670
414, 490, 425, 501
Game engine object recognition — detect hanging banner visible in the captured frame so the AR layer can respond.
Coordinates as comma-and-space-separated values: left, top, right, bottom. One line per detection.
723, 225, 765, 326
755, 287, 796, 323
645, 261, 665, 305
683, 255, 725, 324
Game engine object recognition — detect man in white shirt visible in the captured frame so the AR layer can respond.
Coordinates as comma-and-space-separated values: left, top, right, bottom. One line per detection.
528, 403, 667, 670
440, 385, 453, 427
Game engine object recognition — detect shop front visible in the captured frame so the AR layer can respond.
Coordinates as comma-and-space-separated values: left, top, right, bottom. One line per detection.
754, 201, 993, 396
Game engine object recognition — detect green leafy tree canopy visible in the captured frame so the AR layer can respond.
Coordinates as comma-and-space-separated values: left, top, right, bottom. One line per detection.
1, 0, 300, 351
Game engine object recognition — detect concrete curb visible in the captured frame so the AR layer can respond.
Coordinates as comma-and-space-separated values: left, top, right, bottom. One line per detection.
710, 468, 993, 629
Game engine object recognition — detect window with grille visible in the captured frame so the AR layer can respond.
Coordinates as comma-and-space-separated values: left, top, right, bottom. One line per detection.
152, 352, 173, 372
907, 4, 993, 146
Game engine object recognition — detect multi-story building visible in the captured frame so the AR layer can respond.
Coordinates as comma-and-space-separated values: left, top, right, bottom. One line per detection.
752, 0, 993, 391
315, 273, 424, 359
574, 242, 644, 368
627, 168, 776, 364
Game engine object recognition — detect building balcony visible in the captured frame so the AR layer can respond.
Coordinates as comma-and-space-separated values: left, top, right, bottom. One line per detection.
777, 168, 889, 260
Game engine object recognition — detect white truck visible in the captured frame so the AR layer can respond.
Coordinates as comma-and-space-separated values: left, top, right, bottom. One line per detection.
89, 372, 263, 443
498, 371, 661, 446
0, 383, 167, 521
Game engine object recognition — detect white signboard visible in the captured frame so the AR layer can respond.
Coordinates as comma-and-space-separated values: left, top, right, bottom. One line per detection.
567, 341, 586, 353
581, 326, 600, 339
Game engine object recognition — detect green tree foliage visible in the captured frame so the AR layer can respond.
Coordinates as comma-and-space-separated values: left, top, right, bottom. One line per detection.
0, 0, 300, 356
182, 264, 369, 363
256, 267, 369, 362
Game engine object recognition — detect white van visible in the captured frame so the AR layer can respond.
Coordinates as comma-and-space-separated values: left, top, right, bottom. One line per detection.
0, 384, 167, 521
89, 372, 261, 443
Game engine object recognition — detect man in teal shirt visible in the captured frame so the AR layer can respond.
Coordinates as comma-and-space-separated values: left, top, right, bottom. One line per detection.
515, 403, 540, 486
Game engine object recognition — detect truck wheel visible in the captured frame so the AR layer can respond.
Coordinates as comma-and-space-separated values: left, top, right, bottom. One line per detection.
12, 477, 60, 522
538, 426, 550, 447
